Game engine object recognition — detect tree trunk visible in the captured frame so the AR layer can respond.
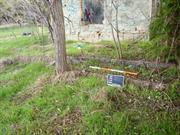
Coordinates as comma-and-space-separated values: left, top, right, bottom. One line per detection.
52, 0, 68, 74
115, 7, 122, 59
111, 23, 121, 59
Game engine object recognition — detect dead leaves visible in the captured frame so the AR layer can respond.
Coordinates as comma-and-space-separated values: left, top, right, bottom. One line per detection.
49, 107, 82, 135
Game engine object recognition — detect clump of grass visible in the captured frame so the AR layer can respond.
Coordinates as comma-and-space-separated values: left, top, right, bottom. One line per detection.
97, 40, 114, 46
96, 40, 170, 61
0, 65, 179, 134
0, 25, 179, 135
0, 25, 40, 39
0, 36, 41, 58
0, 63, 52, 100
138, 41, 169, 61
66, 40, 78, 44
66, 42, 95, 56
0, 35, 51, 58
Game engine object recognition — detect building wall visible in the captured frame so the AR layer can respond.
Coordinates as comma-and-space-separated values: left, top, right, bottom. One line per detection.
63, 0, 150, 41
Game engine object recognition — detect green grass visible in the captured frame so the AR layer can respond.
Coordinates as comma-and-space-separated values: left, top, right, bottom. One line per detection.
0, 25, 36, 38
0, 25, 179, 134
0, 63, 52, 100
0, 64, 179, 134
137, 41, 170, 61
0, 36, 39, 58
0, 25, 48, 39
0, 35, 51, 58
95, 40, 171, 61
0, 25, 171, 62
0, 24, 50, 58
66, 42, 95, 56
0, 26, 170, 61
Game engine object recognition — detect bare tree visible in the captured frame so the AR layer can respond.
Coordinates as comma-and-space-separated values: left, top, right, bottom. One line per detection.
17, 0, 68, 73
0, 0, 19, 24
104, 0, 150, 59
104, 0, 123, 59
112, 0, 123, 59
50, 0, 68, 73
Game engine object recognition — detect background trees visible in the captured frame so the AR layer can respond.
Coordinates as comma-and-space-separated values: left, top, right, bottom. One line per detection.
0, 0, 13, 24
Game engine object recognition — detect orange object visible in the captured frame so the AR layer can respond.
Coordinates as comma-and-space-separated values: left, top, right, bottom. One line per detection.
89, 66, 138, 77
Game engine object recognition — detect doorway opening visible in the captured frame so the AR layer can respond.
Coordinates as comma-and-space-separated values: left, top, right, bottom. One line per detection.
82, 0, 104, 24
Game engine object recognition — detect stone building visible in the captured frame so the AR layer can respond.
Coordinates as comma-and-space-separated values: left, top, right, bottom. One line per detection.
63, 0, 156, 41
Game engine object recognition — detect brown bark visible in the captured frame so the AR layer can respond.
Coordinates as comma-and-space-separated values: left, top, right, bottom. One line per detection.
51, 0, 68, 74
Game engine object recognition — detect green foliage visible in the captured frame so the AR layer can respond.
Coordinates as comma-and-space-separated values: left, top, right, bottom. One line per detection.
0, 25, 50, 58
0, 25, 179, 135
1, 25, 174, 61
66, 42, 95, 56
138, 41, 169, 61
0, 36, 42, 58
150, 0, 180, 39
97, 40, 115, 46
0, 62, 179, 134
149, 0, 180, 62
0, 25, 31, 38
167, 80, 180, 100
66, 40, 78, 44
0, 63, 52, 100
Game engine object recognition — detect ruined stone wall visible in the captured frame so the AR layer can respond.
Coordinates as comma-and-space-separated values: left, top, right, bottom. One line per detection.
63, 0, 150, 41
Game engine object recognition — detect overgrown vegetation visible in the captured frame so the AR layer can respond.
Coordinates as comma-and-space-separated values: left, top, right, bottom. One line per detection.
150, 0, 180, 65
0, 23, 179, 134
0, 62, 179, 134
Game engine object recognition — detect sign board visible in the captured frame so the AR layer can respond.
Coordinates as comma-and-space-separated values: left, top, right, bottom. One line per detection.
107, 74, 125, 87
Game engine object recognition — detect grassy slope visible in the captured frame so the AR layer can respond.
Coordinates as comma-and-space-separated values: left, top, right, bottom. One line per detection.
0, 26, 179, 134
0, 25, 170, 61
0, 64, 179, 135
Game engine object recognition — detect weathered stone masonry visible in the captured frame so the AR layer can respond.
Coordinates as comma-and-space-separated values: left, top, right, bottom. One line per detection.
63, 0, 157, 41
